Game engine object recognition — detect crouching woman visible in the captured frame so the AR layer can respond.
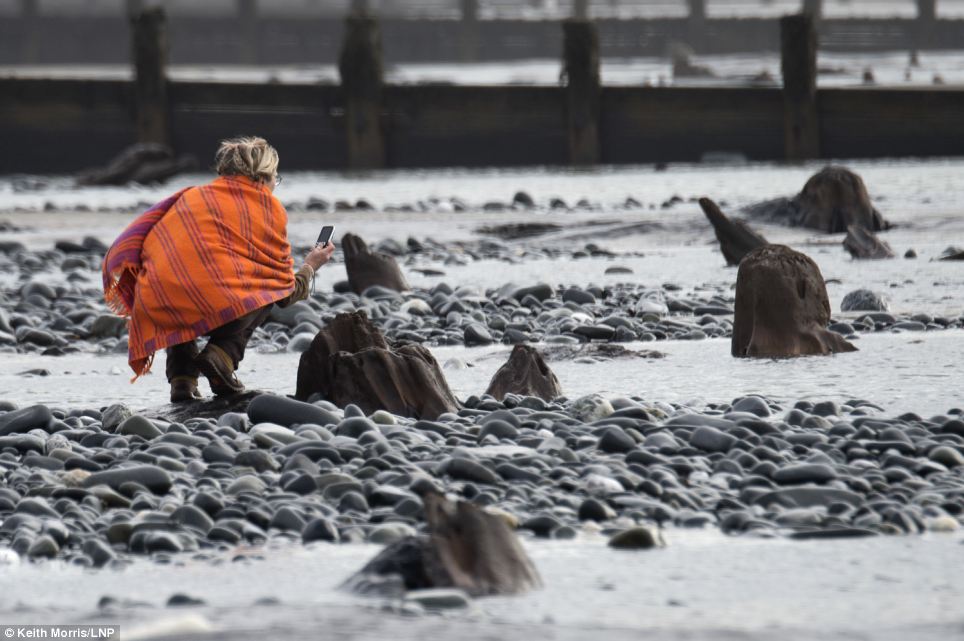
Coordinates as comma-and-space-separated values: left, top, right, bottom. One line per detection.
102, 137, 334, 402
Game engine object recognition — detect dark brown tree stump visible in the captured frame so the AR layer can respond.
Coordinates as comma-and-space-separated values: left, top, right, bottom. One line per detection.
699, 197, 768, 266
77, 143, 195, 186
743, 166, 890, 233
843, 225, 895, 259
342, 233, 409, 295
795, 167, 889, 232
295, 311, 456, 420
733, 245, 857, 358
485, 345, 562, 401
343, 492, 542, 597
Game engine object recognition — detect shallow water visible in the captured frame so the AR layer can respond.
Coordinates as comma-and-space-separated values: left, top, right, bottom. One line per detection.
1, 330, 962, 416
2, 49, 963, 87
1, 530, 962, 641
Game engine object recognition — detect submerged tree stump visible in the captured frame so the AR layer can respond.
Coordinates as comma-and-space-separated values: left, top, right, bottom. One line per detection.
843, 225, 895, 259
295, 311, 457, 420
485, 345, 562, 401
742, 166, 890, 233
699, 197, 768, 266
342, 233, 409, 295
795, 166, 890, 232
343, 492, 542, 597
733, 245, 857, 358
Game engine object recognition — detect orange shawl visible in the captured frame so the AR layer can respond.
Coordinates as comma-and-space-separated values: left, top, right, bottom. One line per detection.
103, 176, 295, 377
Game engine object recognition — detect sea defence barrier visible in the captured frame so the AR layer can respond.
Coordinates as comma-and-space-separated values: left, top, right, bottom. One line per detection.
2, 0, 964, 63
1, 10, 962, 174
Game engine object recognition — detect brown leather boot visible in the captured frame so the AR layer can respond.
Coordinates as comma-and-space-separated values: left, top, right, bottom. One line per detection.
196, 344, 245, 397
170, 376, 202, 403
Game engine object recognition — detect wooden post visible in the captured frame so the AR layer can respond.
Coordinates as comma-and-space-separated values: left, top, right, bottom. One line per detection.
686, 0, 706, 45
915, 0, 936, 50
780, 14, 819, 161
917, 0, 936, 21
573, 0, 589, 19
459, 0, 480, 62
802, 0, 822, 20
563, 18, 601, 165
131, 7, 170, 146
687, 0, 706, 22
20, 0, 39, 64
237, 0, 259, 64
338, 10, 386, 170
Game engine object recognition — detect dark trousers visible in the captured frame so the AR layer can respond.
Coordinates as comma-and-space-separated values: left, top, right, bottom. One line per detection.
166, 307, 272, 382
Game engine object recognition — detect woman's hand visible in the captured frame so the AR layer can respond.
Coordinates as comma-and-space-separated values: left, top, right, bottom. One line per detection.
305, 242, 335, 271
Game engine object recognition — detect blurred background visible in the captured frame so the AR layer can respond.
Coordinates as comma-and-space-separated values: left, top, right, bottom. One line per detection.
1, 1, 963, 174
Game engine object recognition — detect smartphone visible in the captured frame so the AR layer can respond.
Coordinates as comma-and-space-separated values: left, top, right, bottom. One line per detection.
316, 225, 335, 248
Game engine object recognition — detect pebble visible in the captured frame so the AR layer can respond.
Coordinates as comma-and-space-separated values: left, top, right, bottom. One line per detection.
83, 465, 173, 494
608, 527, 665, 550
0, 362, 957, 572
841, 289, 888, 312
405, 589, 471, 610
773, 463, 837, 485
689, 426, 737, 453
247, 394, 340, 428
117, 415, 163, 439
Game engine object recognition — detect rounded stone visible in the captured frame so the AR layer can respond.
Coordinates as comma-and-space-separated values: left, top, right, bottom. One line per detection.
929, 445, 964, 468
689, 426, 737, 453
598, 427, 636, 454
302, 518, 340, 543
608, 527, 665, 550
445, 458, 499, 485
83, 465, 173, 495
841, 289, 888, 312
117, 415, 163, 439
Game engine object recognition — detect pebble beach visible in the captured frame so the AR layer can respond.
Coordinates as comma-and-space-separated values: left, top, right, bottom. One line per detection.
1, 158, 962, 640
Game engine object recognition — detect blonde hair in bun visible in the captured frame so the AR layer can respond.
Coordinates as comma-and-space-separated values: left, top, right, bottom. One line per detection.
214, 136, 279, 185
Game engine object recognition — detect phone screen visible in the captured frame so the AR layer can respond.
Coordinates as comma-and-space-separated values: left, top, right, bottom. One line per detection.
316, 225, 335, 247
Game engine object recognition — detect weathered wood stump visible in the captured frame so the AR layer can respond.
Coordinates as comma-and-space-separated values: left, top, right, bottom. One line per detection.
342, 233, 409, 295
295, 311, 457, 420
699, 197, 768, 266
939, 247, 964, 261
77, 143, 196, 186
742, 166, 890, 233
343, 492, 542, 597
485, 345, 562, 401
843, 225, 895, 259
733, 245, 857, 358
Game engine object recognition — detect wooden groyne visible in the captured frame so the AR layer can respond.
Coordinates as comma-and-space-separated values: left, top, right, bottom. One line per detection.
1, 0, 964, 63
1, 11, 963, 174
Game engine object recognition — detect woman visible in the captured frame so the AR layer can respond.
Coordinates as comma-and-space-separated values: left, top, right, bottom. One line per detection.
103, 137, 334, 402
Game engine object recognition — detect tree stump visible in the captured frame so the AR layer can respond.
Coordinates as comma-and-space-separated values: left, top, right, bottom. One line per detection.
76, 143, 196, 186
295, 311, 457, 420
342, 233, 409, 295
343, 492, 542, 597
485, 345, 562, 402
699, 197, 768, 266
732, 245, 857, 358
843, 225, 895, 259
795, 166, 890, 232
742, 166, 890, 233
